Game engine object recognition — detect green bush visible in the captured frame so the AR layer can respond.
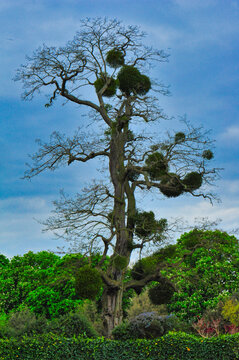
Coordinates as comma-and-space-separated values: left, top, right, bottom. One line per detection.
49, 312, 98, 338
6, 308, 47, 338
0, 332, 238, 360
0, 313, 8, 338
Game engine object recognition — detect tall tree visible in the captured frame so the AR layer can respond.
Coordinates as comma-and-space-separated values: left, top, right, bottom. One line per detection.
16, 18, 219, 337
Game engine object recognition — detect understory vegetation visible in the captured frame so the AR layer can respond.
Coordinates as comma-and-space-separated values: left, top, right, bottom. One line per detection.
0, 229, 239, 358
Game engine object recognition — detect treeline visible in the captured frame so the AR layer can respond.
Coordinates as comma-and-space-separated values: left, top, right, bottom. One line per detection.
0, 229, 239, 340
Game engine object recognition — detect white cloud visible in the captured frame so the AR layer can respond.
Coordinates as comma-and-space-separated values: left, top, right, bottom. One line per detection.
220, 125, 239, 141
0, 196, 65, 258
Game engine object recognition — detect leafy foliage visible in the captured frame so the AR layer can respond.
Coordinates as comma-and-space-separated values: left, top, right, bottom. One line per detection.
75, 265, 103, 300
148, 280, 175, 305
0, 251, 105, 318
182, 172, 203, 191
106, 48, 125, 68
117, 65, 151, 95
94, 76, 118, 97
145, 152, 168, 180
113, 312, 181, 340
50, 312, 98, 338
222, 296, 239, 326
163, 230, 239, 321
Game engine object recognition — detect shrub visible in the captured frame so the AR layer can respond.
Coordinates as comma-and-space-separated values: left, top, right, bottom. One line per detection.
7, 308, 47, 338
78, 301, 104, 335
49, 312, 98, 338
0, 332, 239, 360
222, 297, 239, 326
126, 289, 167, 319
112, 312, 179, 340
0, 313, 8, 338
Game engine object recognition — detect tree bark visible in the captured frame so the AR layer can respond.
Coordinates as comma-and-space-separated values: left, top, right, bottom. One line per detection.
101, 286, 124, 338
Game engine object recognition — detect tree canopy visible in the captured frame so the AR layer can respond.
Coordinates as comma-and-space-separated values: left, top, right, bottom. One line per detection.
160, 230, 239, 321
16, 18, 219, 336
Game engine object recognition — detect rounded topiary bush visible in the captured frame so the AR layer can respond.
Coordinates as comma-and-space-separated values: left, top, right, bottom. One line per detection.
117, 65, 151, 95
106, 48, 125, 68
94, 76, 117, 97
75, 265, 103, 300
182, 171, 202, 191
49, 312, 98, 338
145, 152, 168, 180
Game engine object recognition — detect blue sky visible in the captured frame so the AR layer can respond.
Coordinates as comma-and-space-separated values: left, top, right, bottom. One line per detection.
1, 0, 239, 257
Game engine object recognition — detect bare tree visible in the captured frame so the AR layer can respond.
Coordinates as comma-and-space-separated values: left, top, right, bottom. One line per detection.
16, 18, 220, 337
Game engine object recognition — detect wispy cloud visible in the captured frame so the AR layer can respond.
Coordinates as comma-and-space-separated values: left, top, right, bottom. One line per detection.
219, 125, 239, 141
0, 196, 65, 257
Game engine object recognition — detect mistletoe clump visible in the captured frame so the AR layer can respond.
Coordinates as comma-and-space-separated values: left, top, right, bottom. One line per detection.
94, 76, 118, 97
117, 65, 151, 96
112, 255, 128, 270
148, 280, 175, 305
182, 171, 202, 191
174, 132, 186, 143
106, 48, 125, 68
160, 173, 184, 198
203, 149, 214, 160
134, 211, 167, 238
131, 257, 158, 281
145, 152, 168, 180
127, 169, 140, 182
75, 265, 103, 300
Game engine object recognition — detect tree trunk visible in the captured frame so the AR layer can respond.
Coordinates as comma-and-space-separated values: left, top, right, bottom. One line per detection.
102, 286, 124, 338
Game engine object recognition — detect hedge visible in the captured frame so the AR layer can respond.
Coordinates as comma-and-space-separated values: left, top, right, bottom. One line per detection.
0, 332, 238, 360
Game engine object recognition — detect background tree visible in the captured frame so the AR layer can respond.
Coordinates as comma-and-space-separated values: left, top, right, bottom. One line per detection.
16, 18, 219, 337
0, 251, 99, 318
157, 230, 239, 321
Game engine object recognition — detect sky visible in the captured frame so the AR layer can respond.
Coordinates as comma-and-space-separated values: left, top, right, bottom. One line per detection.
0, 0, 239, 258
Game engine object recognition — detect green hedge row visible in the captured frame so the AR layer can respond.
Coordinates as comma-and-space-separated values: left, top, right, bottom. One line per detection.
0, 332, 238, 360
